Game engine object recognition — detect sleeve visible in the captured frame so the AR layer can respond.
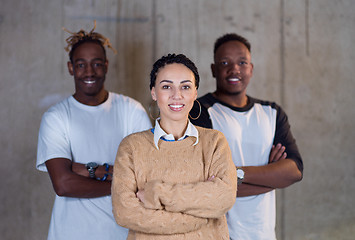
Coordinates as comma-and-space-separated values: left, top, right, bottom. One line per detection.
36, 107, 72, 172
273, 105, 304, 173
143, 131, 237, 219
111, 136, 208, 235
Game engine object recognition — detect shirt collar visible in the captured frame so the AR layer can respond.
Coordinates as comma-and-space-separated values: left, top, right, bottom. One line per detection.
153, 118, 199, 149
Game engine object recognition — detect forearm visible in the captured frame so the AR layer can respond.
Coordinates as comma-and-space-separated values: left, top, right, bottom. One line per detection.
112, 185, 208, 234
144, 178, 236, 219
242, 158, 302, 189
237, 183, 273, 197
46, 158, 111, 198
72, 162, 113, 181
54, 174, 111, 198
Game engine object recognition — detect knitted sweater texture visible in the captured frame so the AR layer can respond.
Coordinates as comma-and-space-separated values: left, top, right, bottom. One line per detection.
112, 126, 237, 240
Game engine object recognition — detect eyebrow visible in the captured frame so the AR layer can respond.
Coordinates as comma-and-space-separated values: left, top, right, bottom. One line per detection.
74, 58, 105, 63
159, 80, 193, 84
219, 56, 249, 60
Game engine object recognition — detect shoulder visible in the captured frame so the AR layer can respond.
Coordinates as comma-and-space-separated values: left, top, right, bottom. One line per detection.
249, 96, 282, 111
197, 93, 218, 109
110, 92, 143, 106
109, 92, 147, 114
195, 126, 231, 155
120, 129, 152, 146
41, 97, 71, 121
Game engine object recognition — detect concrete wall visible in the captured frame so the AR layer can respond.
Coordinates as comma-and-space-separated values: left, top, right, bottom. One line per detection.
1, 0, 354, 239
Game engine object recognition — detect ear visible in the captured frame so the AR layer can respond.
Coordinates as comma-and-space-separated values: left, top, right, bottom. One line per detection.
68, 61, 74, 76
211, 63, 216, 78
151, 87, 157, 101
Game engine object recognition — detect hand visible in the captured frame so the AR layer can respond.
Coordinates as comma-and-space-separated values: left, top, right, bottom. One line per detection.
269, 143, 287, 163
136, 189, 145, 203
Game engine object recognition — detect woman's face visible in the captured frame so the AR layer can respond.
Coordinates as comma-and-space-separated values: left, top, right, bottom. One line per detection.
151, 63, 197, 123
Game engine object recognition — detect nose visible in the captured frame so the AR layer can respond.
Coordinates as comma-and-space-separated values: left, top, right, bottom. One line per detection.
172, 88, 182, 100
229, 63, 240, 74
85, 64, 95, 76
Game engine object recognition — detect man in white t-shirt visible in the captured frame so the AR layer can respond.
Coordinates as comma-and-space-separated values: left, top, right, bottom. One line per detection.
36, 23, 151, 240
190, 33, 303, 240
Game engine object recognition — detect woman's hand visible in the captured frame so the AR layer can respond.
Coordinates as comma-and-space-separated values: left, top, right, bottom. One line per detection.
136, 189, 145, 203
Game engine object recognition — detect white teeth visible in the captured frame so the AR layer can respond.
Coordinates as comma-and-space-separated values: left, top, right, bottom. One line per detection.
84, 80, 95, 84
229, 78, 240, 82
169, 104, 183, 109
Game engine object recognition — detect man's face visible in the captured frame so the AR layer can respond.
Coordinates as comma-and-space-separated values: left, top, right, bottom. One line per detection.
211, 41, 253, 97
68, 42, 108, 102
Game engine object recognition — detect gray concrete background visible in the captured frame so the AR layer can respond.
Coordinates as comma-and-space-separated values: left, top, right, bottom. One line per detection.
1, 0, 354, 239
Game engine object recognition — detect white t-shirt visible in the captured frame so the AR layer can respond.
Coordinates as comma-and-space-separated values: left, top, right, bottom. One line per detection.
190, 93, 303, 240
209, 102, 276, 240
37, 92, 152, 240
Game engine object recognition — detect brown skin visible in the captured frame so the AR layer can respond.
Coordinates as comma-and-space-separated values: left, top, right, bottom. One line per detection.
211, 40, 302, 197
68, 42, 109, 106
45, 42, 113, 198
211, 41, 253, 108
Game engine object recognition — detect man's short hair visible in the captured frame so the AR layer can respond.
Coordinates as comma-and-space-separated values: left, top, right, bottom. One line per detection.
214, 33, 251, 56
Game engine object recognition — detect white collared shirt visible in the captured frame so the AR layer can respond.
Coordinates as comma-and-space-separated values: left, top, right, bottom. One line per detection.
153, 118, 199, 149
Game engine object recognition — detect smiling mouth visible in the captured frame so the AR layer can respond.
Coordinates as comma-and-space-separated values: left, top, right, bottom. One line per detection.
169, 104, 184, 111
228, 77, 241, 82
84, 80, 95, 84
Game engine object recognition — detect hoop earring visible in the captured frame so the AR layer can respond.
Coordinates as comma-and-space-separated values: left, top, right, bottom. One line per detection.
148, 100, 160, 120
189, 100, 201, 120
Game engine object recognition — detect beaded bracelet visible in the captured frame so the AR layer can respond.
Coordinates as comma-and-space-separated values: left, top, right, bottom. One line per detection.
97, 163, 112, 181
97, 173, 109, 181
103, 163, 110, 172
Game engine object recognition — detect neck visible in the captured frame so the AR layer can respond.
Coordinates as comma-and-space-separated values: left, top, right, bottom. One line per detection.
159, 118, 189, 140
213, 91, 248, 108
73, 90, 109, 106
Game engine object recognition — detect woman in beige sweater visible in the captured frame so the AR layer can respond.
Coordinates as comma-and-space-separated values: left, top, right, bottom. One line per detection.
112, 54, 237, 240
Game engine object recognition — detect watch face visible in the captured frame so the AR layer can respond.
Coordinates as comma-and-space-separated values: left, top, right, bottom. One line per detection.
237, 169, 244, 179
86, 162, 98, 169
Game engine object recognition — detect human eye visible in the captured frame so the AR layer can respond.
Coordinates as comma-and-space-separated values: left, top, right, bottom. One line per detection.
162, 85, 171, 89
220, 61, 229, 66
239, 60, 249, 66
93, 62, 104, 68
76, 63, 85, 68
182, 85, 191, 90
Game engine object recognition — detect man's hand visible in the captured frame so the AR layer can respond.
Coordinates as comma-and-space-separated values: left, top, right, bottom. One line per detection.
269, 143, 287, 163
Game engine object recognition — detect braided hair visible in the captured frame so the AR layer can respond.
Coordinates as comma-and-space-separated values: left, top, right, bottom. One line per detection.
150, 53, 200, 90
62, 20, 116, 63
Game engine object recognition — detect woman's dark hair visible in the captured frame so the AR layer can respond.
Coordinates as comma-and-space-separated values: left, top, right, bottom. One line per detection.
150, 53, 200, 90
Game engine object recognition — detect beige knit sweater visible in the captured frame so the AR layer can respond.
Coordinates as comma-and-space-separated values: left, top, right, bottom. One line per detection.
112, 126, 237, 240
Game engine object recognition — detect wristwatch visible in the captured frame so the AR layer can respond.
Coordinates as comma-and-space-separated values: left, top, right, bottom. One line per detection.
237, 168, 245, 185
85, 162, 99, 179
